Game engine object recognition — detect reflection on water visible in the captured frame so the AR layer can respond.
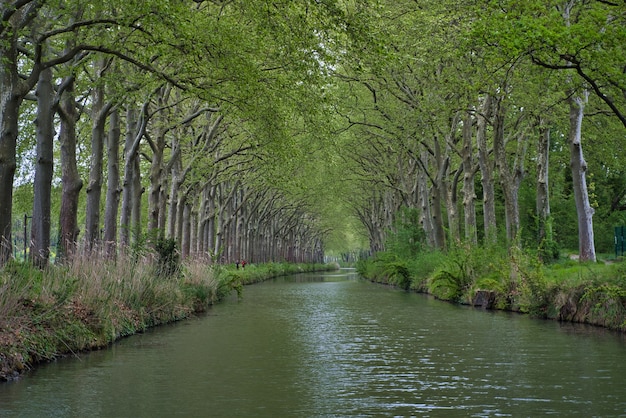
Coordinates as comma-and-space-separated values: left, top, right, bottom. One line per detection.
1, 268, 626, 417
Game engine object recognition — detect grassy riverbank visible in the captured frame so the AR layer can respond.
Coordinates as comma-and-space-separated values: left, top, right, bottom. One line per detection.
357, 244, 626, 332
0, 257, 335, 381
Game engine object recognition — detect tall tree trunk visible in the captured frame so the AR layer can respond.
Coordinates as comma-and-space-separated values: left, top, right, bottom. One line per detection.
568, 94, 596, 262
167, 144, 181, 240
417, 150, 435, 248
431, 135, 447, 250
182, 202, 191, 258
120, 106, 140, 249
462, 111, 478, 244
189, 207, 197, 258
0, 61, 23, 265
104, 108, 121, 259
176, 194, 185, 245
444, 114, 461, 245
30, 67, 54, 268
536, 119, 551, 245
85, 61, 108, 252
196, 187, 208, 257
206, 186, 216, 260
493, 97, 527, 243
158, 187, 168, 232
0, 4, 37, 266
476, 94, 497, 243
131, 150, 143, 243
560, 1, 596, 262
148, 133, 165, 236
148, 87, 170, 236
57, 75, 82, 264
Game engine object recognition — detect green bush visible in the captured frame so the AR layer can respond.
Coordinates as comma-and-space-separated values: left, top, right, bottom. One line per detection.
538, 238, 560, 263
155, 237, 181, 278
428, 268, 464, 301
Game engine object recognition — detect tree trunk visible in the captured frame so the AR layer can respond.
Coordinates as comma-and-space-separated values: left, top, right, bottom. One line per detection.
158, 187, 168, 232
417, 150, 435, 248
85, 62, 108, 252
182, 202, 191, 258
30, 67, 54, 268
0, 60, 23, 265
148, 87, 170, 236
131, 149, 143, 244
569, 94, 596, 262
444, 114, 461, 245
431, 136, 447, 249
196, 187, 208, 257
176, 194, 185, 245
476, 94, 497, 243
148, 134, 165, 235
493, 97, 527, 243
57, 75, 82, 264
167, 176, 179, 240
104, 108, 121, 259
0, 4, 37, 266
206, 186, 216, 260
536, 119, 551, 244
189, 207, 197, 258
167, 145, 181, 240
462, 111, 478, 244
120, 106, 139, 249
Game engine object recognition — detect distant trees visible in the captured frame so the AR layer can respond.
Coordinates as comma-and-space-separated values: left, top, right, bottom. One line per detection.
4, 0, 346, 268
332, 0, 626, 260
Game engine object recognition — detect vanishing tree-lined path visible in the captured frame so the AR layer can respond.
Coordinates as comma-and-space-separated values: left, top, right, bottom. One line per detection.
2, 0, 626, 268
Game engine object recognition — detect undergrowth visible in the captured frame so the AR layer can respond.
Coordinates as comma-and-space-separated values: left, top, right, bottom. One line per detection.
358, 242, 626, 331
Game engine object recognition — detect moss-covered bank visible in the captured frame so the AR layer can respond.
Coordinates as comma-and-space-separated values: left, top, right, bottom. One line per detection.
357, 245, 626, 332
0, 258, 335, 381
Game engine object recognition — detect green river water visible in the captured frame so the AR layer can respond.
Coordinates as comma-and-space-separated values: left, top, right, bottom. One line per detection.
1, 268, 625, 417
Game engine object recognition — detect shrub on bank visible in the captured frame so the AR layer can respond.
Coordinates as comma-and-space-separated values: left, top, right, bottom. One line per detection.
359, 245, 626, 331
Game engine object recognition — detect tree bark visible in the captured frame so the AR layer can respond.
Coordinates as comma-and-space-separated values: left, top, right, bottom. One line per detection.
536, 118, 551, 244
568, 94, 596, 262
0, 50, 23, 264
120, 106, 140, 249
167, 139, 181, 240
84, 66, 108, 252
131, 149, 143, 243
476, 94, 497, 243
444, 114, 461, 245
148, 86, 171, 236
30, 67, 54, 268
182, 202, 191, 258
104, 107, 121, 259
430, 136, 446, 249
57, 75, 82, 264
0, 2, 39, 265
417, 149, 435, 248
462, 111, 478, 244
493, 97, 527, 243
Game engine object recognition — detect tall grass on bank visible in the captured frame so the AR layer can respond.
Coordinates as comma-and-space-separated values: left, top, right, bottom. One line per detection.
0, 255, 221, 380
358, 245, 626, 331
0, 257, 337, 380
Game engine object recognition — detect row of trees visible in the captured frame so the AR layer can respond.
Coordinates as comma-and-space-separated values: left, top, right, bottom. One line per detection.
4, 0, 626, 271
332, 0, 626, 262
2, 0, 353, 268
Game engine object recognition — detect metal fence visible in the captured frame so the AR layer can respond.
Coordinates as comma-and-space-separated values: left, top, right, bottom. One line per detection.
615, 226, 626, 258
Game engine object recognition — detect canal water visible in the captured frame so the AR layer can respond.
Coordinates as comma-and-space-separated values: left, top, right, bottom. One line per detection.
1, 268, 626, 417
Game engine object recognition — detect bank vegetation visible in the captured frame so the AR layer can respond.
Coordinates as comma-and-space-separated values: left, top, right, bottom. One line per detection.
0, 253, 333, 381
358, 241, 626, 332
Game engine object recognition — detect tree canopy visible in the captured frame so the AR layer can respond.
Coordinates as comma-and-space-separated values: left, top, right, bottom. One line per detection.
2, 0, 626, 267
